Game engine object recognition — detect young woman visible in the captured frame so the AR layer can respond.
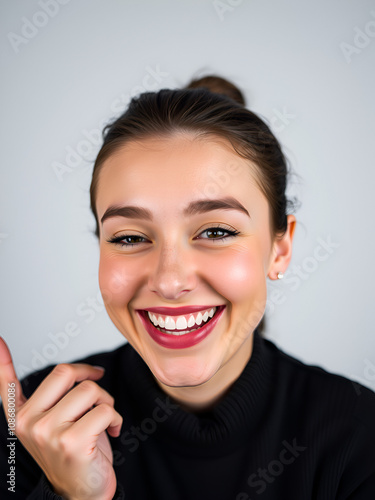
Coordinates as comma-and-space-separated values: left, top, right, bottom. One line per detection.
0, 76, 374, 499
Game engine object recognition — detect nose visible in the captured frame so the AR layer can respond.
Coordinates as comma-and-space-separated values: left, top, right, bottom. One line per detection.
148, 243, 196, 300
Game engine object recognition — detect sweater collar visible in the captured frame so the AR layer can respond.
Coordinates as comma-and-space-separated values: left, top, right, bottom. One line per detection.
124, 329, 274, 451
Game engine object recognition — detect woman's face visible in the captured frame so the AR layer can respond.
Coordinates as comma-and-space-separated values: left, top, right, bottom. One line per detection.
96, 134, 284, 388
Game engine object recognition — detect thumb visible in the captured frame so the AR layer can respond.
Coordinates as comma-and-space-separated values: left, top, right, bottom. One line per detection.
0, 336, 27, 411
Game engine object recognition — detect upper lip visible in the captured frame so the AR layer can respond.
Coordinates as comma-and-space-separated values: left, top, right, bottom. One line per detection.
137, 305, 224, 315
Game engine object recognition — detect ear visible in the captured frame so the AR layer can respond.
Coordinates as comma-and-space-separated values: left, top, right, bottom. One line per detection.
267, 215, 296, 280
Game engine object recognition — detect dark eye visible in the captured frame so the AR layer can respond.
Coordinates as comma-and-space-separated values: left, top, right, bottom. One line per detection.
197, 227, 240, 240
107, 234, 148, 247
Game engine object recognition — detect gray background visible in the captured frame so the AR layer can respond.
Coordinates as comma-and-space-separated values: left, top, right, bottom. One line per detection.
0, 0, 374, 392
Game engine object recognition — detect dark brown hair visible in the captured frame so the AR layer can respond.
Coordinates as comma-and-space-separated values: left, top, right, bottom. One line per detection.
90, 75, 299, 333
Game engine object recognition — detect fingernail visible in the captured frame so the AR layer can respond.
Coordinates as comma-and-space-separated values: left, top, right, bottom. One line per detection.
93, 365, 105, 372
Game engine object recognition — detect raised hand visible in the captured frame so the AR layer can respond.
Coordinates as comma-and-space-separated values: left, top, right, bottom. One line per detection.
0, 337, 123, 500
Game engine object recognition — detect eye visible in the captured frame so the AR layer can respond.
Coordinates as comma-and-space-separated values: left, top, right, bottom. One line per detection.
106, 234, 149, 248
195, 225, 240, 241
106, 225, 240, 248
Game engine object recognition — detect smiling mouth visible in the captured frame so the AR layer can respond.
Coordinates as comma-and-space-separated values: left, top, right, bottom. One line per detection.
143, 306, 220, 336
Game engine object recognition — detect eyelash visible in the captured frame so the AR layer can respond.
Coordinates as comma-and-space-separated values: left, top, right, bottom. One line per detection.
106, 226, 240, 248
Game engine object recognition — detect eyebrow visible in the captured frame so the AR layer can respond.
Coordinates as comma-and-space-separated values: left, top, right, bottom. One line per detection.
100, 196, 250, 224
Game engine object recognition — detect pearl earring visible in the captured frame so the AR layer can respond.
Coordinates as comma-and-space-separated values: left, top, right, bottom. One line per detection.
277, 272, 284, 279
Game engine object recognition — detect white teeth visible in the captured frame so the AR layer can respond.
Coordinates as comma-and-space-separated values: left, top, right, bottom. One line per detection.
195, 312, 203, 325
187, 315, 195, 327
146, 307, 218, 333
164, 316, 176, 330
176, 316, 188, 330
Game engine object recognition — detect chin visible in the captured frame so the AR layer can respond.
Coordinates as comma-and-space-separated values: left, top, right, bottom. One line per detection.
151, 357, 219, 388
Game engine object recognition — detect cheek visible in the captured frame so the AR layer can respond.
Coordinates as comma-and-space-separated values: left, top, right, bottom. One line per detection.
98, 254, 140, 306
204, 247, 267, 304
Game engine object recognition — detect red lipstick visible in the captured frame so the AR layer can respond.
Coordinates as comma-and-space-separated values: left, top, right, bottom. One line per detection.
136, 305, 226, 349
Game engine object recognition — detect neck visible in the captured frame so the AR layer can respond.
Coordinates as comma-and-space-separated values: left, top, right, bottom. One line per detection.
154, 333, 254, 413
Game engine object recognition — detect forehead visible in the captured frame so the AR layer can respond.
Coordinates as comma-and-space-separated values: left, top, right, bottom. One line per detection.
95, 134, 267, 218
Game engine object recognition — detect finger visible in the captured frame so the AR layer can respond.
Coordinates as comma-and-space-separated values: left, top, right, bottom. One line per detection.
48, 379, 116, 424
70, 403, 123, 449
24, 363, 106, 414
0, 337, 27, 410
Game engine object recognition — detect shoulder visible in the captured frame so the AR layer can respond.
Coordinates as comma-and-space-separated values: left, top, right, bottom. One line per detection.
263, 335, 375, 431
262, 336, 375, 488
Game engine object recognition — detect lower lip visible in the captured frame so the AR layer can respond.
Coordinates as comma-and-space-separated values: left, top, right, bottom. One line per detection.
136, 306, 226, 349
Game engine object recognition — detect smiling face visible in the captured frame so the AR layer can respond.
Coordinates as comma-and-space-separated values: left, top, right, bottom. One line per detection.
95, 133, 291, 396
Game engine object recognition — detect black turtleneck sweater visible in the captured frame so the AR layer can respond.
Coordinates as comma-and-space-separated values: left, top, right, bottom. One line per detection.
1, 331, 375, 499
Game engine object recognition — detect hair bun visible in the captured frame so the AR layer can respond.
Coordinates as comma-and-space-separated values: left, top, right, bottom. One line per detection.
185, 75, 245, 106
